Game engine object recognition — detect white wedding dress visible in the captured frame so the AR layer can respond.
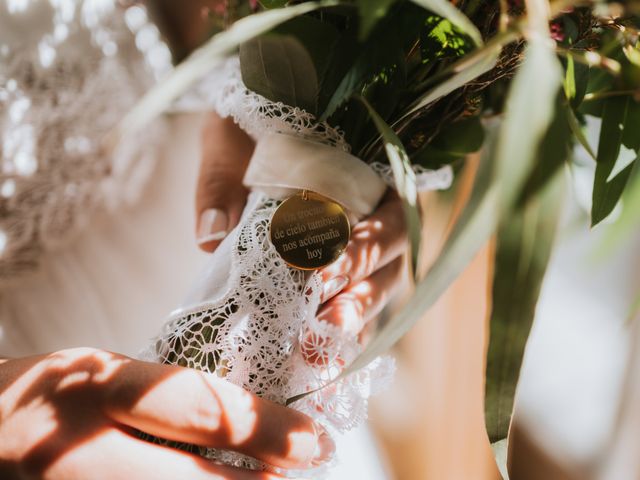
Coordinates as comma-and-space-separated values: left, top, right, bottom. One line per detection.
0, 1, 388, 478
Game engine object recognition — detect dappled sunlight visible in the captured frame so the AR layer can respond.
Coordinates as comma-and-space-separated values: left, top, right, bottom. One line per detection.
0, 395, 57, 462
285, 430, 317, 466
204, 376, 256, 445
0, 347, 329, 477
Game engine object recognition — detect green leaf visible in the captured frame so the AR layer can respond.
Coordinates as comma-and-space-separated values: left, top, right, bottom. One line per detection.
411, 145, 461, 169
485, 36, 565, 444
358, 96, 422, 275
518, 99, 573, 205
409, 0, 483, 46
597, 161, 640, 254
571, 61, 590, 108
622, 98, 640, 151
566, 106, 596, 161
287, 39, 563, 405
320, 41, 402, 120
357, 0, 397, 39
591, 97, 639, 226
420, 16, 474, 62
111, 1, 336, 143
623, 44, 640, 68
430, 116, 485, 155
494, 41, 563, 207
485, 169, 565, 444
395, 35, 506, 125
564, 54, 576, 100
319, 4, 427, 120
240, 35, 319, 114
274, 15, 340, 85
410, 116, 484, 168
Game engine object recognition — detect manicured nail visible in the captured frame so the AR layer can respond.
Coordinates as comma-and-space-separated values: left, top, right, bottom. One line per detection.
311, 424, 336, 466
321, 275, 349, 303
197, 208, 228, 244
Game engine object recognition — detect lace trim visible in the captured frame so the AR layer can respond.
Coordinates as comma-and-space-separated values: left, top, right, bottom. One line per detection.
370, 161, 454, 191
142, 192, 394, 475
175, 56, 350, 151
177, 56, 454, 193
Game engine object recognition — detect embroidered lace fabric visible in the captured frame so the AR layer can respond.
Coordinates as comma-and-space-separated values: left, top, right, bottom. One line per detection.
0, 1, 172, 285
141, 191, 395, 476
144, 56, 453, 472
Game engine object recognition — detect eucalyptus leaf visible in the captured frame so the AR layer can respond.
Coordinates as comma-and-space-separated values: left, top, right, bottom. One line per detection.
358, 96, 422, 274
274, 15, 340, 84
430, 116, 485, 155
409, 0, 483, 46
566, 106, 596, 161
357, 0, 397, 39
111, 1, 335, 143
320, 3, 427, 120
240, 35, 319, 114
485, 168, 565, 444
411, 116, 484, 168
608, 162, 640, 255
493, 41, 563, 207
592, 96, 638, 226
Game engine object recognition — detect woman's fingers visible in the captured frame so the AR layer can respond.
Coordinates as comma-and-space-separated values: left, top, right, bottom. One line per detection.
318, 257, 404, 335
302, 258, 404, 367
104, 361, 334, 470
46, 428, 284, 480
196, 113, 255, 252
319, 191, 407, 303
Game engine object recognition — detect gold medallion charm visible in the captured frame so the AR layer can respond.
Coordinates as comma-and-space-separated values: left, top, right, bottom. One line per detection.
270, 191, 350, 270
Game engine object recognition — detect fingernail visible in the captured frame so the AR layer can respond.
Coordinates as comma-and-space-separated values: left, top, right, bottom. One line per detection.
197, 208, 228, 244
311, 424, 336, 467
321, 275, 349, 302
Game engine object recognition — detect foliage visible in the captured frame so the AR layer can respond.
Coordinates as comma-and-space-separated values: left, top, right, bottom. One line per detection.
118, 0, 640, 471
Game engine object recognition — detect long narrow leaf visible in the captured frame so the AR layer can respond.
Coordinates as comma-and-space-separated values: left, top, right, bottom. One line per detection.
358, 97, 422, 275
592, 96, 639, 226
394, 33, 509, 125
410, 0, 483, 46
288, 37, 563, 404
485, 171, 565, 443
240, 35, 319, 114
566, 106, 596, 161
108, 1, 335, 145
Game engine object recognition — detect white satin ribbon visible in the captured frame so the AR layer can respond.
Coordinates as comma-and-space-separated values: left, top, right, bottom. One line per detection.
243, 133, 387, 219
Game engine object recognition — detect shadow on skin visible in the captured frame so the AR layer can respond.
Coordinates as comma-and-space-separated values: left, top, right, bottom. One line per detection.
0, 348, 322, 478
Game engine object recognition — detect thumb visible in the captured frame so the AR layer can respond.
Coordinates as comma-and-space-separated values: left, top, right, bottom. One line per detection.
196, 114, 254, 253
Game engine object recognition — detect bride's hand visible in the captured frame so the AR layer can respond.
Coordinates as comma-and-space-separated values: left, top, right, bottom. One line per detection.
196, 113, 408, 353
195, 113, 254, 252
301, 191, 407, 365
0, 348, 334, 479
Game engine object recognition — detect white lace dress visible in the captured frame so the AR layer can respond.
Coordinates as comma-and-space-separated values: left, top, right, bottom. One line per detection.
0, 1, 389, 478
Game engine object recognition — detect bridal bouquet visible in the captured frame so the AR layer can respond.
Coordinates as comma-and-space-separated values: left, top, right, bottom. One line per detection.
119, 0, 640, 476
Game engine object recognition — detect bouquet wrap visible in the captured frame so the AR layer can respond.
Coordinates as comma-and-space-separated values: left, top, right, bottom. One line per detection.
142, 128, 394, 474
142, 52, 453, 474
